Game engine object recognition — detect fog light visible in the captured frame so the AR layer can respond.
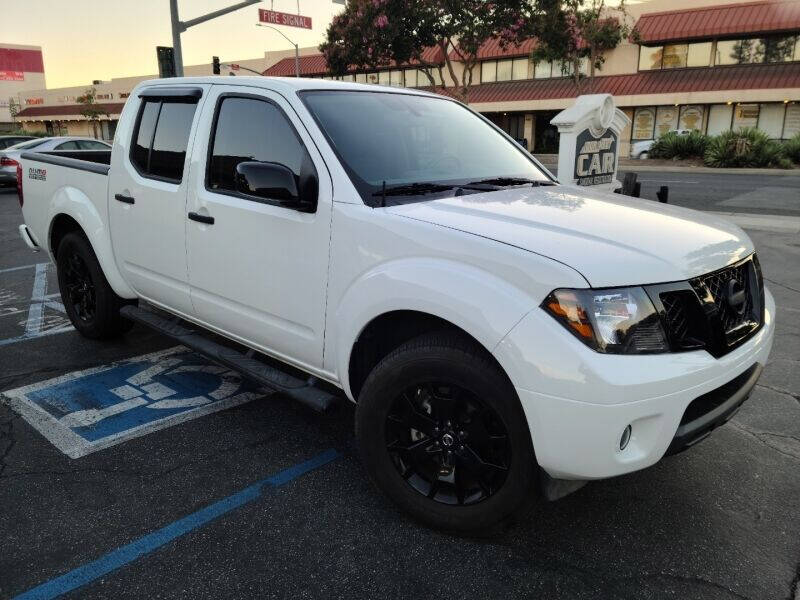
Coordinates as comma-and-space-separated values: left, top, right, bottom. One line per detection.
620, 425, 632, 450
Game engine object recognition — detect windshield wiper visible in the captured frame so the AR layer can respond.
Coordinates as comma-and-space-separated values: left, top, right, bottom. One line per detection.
372, 182, 456, 198
465, 177, 555, 188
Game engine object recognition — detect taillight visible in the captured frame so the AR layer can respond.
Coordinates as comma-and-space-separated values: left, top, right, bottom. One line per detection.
0, 156, 19, 167
16, 164, 23, 207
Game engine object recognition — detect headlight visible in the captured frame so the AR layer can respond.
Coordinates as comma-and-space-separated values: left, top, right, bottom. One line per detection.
542, 287, 668, 354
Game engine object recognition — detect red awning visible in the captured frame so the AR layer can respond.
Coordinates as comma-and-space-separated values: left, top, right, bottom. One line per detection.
263, 46, 446, 77
635, 0, 800, 44
0, 48, 44, 73
15, 102, 125, 118
448, 38, 537, 61
434, 62, 800, 104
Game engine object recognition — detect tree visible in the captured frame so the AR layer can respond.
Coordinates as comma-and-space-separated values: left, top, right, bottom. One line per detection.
76, 87, 108, 139
320, 0, 538, 103
532, 0, 636, 93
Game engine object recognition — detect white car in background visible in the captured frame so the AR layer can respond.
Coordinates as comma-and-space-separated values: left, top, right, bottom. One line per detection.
630, 129, 692, 159
0, 137, 111, 187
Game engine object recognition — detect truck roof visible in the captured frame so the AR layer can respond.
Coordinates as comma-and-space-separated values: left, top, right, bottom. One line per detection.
133, 76, 440, 98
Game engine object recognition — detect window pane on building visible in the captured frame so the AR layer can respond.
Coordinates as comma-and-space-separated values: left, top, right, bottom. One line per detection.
686, 42, 712, 67
632, 107, 656, 140
758, 103, 785, 138
555, 61, 573, 77
783, 103, 800, 138
714, 40, 738, 65
795, 37, 800, 61
732, 103, 759, 130
760, 36, 796, 62
355, 73, 367, 83
678, 105, 704, 131
578, 57, 590, 75
388, 70, 403, 86
718, 39, 762, 65
534, 60, 551, 79
511, 58, 528, 80
496, 59, 513, 81
662, 44, 688, 68
707, 104, 733, 136
481, 61, 496, 83
654, 106, 679, 137
639, 46, 662, 70
377, 71, 390, 85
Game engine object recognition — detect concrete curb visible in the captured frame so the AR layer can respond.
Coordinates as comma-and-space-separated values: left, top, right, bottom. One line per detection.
704, 211, 800, 234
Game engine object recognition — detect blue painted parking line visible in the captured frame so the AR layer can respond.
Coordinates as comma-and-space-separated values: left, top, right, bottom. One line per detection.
2, 347, 267, 457
11, 448, 340, 600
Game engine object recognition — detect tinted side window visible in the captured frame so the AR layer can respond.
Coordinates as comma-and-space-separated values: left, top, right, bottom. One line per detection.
130, 98, 197, 182
78, 140, 110, 150
131, 100, 159, 174
55, 141, 81, 150
208, 97, 307, 193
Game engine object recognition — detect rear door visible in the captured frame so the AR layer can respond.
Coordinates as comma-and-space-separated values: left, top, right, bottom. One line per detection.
108, 86, 207, 315
185, 85, 333, 370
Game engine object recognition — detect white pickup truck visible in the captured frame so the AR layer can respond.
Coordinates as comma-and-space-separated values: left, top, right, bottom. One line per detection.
17, 77, 774, 531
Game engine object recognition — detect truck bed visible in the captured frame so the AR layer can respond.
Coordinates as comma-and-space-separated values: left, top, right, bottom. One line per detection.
21, 149, 111, 175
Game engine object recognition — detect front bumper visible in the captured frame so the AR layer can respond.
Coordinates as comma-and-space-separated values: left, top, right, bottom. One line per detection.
493, 287, 775, 480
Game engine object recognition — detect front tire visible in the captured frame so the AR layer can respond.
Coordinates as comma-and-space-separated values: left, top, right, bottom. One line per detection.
355, 331, 537, 532
56, 232, 133, 339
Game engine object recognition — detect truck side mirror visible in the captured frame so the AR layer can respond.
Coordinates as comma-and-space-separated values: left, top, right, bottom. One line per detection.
234, 160, 317, 213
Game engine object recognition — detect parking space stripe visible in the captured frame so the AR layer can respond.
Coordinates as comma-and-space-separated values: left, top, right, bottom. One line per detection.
11, 448, 340, 600
0, 263, 47, 274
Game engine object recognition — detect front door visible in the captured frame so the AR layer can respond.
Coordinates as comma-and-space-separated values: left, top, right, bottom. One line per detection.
185, 85, 333, 371
108, 86, 207, 316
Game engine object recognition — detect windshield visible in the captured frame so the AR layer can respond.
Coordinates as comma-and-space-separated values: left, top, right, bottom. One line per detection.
8, 138, 48, 151
301, 90, 552, 205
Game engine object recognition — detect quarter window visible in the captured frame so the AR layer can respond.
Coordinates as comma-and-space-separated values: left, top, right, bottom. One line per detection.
207, 96, 313, 197
130, 97, 197, 182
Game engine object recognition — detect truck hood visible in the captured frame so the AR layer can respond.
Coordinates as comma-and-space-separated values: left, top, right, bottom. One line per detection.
385, 184, 754, 288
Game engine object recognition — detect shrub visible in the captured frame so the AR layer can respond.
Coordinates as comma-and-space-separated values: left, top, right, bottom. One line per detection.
704, 128, 788, 168
648, 130, 709, 159
783, 132, 800, 164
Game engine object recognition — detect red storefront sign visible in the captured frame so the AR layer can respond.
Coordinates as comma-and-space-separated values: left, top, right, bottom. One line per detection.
258, 8, 312, 29
0, 70, 24, 81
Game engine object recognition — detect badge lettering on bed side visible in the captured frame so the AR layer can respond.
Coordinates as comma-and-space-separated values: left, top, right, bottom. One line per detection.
28, 167, 46, 181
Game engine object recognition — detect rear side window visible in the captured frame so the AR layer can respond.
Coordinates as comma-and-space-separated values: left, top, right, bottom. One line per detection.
78, 140, 109, 150
130, 97, 197, 182
55, 141, 81, 150
207, 96, 308, 193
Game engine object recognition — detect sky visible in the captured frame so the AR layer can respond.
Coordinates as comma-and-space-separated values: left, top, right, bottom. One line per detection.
4, 0, 345, 88
5, 0, 652, 90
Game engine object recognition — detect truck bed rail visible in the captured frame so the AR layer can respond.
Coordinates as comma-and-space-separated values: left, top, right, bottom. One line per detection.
21, 150, 111, 175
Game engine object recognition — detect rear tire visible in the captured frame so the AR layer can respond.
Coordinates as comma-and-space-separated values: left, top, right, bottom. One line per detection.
355, 331, 537, 532
56, 232, 134, 339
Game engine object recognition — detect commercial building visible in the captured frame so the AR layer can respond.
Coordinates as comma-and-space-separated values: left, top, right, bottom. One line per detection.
263, 0, 800, 156
11, 0, 800, 156
1, 44, 46, 132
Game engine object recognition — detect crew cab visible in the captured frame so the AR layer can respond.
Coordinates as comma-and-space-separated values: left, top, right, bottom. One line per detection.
16, 77, 774, 531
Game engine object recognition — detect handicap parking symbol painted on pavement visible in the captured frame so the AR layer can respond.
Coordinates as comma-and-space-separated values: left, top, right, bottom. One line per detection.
1, 347, 267, 458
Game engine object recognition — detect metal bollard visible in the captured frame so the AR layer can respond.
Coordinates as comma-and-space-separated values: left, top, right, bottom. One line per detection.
656, 186, 669, 203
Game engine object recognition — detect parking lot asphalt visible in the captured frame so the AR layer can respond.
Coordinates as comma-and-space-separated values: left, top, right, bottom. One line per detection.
1, 187, 799, 600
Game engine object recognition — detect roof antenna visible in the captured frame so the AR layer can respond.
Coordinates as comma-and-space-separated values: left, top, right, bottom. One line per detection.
380, 180, 387, 208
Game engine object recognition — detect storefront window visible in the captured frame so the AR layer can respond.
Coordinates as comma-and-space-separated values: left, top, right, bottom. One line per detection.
389, 70, 403, 87
496, 59, 513, 81
481, 61, 496, 83
686, 42, 713, 67
758, 103, 785, 138
638, 46, 663, 70
654, 106, 679, 137
632, 107, 656, 140
378, 71, 390, 85
707, 104, 733, 136
404, 69, 418, 87
512, 57, 529, 80
355, 73, 367, 83
662, 44, 688, 68
732, 103, 759, 129
534, 60, 552, 79
366, 73, 379, 84
678, 105, 704, 131
783, 103, 800, 138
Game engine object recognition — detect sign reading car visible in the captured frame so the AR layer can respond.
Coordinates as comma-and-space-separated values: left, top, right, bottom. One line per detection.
258, 8, 312, 29
574, 128, 617, 186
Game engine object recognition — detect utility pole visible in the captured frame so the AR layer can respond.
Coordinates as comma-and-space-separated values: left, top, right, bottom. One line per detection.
170, 0, 262, 77
255, 23, 300, 77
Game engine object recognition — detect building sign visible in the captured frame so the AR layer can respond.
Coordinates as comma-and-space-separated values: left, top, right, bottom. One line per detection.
574, 128, 618, 186
258, 8, 312, 29
632, 108, 655, 140
679, 105, 704, 131
25, 97, 44, 105
733, 103, 759, 129
0, 70, 24, 81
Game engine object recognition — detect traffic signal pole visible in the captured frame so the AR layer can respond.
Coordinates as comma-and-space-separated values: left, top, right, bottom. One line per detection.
169, 0, 262, 76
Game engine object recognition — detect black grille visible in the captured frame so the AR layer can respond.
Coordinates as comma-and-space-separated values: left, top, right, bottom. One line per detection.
650, 254, 764, 357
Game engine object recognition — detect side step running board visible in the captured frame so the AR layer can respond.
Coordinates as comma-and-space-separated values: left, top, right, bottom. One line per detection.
120, 305, 337, 412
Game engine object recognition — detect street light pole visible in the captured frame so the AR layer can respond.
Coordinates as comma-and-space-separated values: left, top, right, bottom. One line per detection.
169, 0, 262, 77
256, 23, 300, 77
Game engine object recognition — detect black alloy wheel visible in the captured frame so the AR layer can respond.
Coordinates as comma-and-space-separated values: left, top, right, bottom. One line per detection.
62, 251, 96, 323
385, 382, 511, 505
